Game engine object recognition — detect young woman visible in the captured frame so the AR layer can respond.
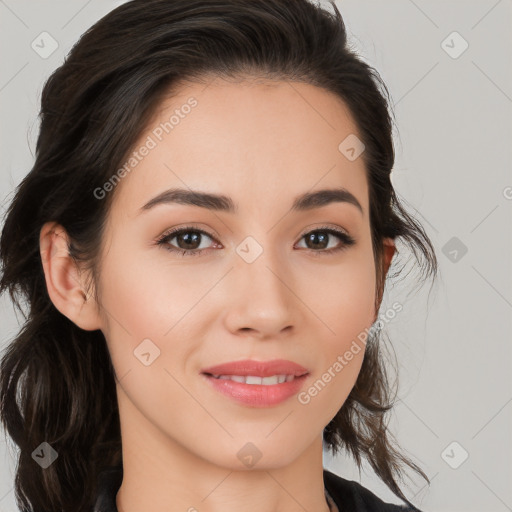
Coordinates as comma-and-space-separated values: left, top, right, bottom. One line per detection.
0, 1, 438, 511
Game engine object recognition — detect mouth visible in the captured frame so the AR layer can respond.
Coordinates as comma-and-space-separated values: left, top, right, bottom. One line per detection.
201, 372, 309, 408
200, 359, 310, 407
203, 373, 304, 385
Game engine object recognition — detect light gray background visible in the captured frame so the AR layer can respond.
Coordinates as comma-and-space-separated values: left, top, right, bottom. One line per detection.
0, 1, 511, 511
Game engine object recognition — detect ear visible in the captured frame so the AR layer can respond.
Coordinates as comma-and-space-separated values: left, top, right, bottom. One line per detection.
39, 221, 103, 331
382, 237, 396, 277
373, 237, 397, 320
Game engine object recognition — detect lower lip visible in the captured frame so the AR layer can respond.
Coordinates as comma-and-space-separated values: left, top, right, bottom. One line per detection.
202, 373, 309, 407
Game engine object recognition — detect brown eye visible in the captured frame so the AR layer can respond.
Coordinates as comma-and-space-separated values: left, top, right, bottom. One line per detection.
296, 227, 355, 254
156, 227, 217, 257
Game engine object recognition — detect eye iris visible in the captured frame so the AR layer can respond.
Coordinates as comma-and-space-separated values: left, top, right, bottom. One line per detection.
177, 231, 201, 250
306, 231, 328, 249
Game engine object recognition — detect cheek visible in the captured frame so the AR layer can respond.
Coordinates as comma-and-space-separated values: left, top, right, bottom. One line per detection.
297, 268, 373, 422
297, 247, 375, 401
96, 242, 225, 396
298, 246, 377, 342
99, 244, 211, 337
96, 249, 204, 414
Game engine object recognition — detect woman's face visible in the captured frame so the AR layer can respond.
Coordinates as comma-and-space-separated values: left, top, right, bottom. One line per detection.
94, 77, 392, 470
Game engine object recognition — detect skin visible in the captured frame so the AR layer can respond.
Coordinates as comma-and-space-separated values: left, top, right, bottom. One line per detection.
40, 77, 395, 512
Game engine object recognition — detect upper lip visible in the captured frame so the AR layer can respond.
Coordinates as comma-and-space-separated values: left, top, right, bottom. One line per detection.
201, 359, 309, 377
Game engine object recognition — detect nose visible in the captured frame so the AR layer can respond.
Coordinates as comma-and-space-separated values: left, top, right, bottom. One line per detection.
222, 246, 300, 340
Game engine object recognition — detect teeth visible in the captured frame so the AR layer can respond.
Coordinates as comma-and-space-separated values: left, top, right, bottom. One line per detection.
211, 374, 295, 385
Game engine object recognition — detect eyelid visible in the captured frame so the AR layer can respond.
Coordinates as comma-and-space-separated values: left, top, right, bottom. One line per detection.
297, 223, 351, 238
156, 222, 351, 241
156, 223, 220, 243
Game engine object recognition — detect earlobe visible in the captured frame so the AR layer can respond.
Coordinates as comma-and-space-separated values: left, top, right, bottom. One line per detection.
39, 222, 102, 331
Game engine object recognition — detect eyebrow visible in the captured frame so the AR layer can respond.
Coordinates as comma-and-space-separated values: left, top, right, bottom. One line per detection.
139, 187, 364, 215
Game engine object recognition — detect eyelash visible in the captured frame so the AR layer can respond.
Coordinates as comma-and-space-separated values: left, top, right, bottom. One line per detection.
155, 225, 356, 258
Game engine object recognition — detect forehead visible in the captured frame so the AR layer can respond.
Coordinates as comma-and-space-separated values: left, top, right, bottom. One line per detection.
110, 77, 369, 218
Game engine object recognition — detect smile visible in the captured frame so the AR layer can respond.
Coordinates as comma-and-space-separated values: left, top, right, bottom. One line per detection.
208, 374, 297, 384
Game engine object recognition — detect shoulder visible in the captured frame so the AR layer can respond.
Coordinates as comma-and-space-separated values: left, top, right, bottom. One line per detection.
323, 468, 422, 512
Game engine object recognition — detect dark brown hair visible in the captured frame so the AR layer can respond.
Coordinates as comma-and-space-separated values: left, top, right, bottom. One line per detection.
0, 1, 437, 511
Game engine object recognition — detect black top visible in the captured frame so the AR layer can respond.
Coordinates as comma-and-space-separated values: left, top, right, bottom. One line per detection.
93, 465, 421, 512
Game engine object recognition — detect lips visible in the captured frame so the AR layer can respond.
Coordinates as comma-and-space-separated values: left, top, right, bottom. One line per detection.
200, 358, 309, 378
200, 359, 310, 407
